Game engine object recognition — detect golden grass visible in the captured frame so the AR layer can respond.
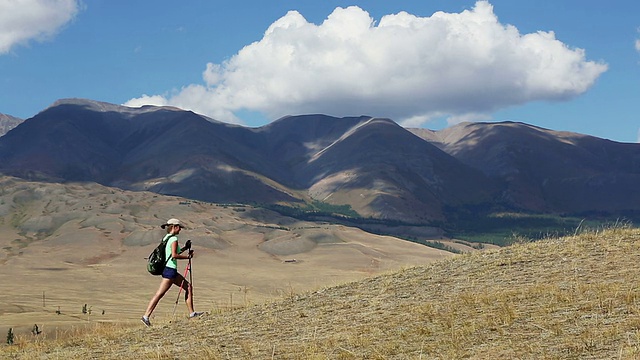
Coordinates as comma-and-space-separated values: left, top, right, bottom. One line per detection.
3, 227, 640, 359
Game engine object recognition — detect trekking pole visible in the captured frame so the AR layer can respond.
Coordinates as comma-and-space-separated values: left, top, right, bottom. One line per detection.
184, 240, 193, 288
188, 255, 193, 303
172, 260, 191, 317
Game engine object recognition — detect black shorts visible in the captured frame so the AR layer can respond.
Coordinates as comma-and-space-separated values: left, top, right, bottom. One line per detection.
162, 267, 178, 279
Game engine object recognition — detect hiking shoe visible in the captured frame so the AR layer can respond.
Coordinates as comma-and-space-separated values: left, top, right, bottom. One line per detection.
141, 316, 151, 327
189, 311, 204, 318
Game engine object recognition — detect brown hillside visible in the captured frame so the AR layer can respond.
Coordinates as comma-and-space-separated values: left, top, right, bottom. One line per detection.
3, 226, 639, 359
0, 176, 452, 339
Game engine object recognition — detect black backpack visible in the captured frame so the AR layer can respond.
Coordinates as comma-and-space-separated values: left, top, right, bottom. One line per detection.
147, 235, 173, 275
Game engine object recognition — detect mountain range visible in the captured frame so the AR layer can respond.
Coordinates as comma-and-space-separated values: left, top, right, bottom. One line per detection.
1, 98, 639, 225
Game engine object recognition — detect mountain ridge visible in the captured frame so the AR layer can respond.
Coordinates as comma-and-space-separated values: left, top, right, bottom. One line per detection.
0, 113, 23, 137
1, 98, 639, 223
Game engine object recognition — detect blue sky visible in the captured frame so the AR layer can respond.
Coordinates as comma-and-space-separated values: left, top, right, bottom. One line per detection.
1, 0, 638, 143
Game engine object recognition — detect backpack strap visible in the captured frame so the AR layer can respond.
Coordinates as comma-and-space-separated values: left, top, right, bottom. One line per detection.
162, 234, 177, 265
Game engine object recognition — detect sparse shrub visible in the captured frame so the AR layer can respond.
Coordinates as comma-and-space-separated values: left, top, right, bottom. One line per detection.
82, 304, 92, 315
425, 241, 462, 254
6, 328, 14, 345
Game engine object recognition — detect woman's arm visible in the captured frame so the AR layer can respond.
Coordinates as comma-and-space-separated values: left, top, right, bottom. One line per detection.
171, 240, 190, 260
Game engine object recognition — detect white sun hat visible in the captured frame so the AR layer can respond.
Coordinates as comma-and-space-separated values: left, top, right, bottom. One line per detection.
161, 218, 185, 229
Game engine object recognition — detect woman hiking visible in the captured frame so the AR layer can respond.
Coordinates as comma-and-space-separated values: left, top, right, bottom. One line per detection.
141, 218, 203, 326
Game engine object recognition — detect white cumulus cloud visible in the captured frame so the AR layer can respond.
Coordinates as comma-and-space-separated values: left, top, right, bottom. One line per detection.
0, 0, 80, 54
126, 1, 608, 127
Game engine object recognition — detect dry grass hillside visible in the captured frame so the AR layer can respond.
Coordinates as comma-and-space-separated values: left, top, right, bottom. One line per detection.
3, 226, 639, 359
0, 176, 456, 341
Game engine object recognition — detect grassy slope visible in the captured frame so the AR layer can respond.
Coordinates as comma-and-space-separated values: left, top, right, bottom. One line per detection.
3, 227, 640, 359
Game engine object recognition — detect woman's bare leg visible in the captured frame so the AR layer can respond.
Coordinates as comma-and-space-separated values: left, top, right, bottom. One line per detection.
172, 273, 194, 314
144, 278, 173, 317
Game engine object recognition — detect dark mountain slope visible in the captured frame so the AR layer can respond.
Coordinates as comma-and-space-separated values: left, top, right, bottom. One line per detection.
117, 111, 291, 203
0, 99, 298, 203
411, 122, 640, 213
0, 101, 130, 182
254, 114, 371, 187
295, 117, 498, 221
